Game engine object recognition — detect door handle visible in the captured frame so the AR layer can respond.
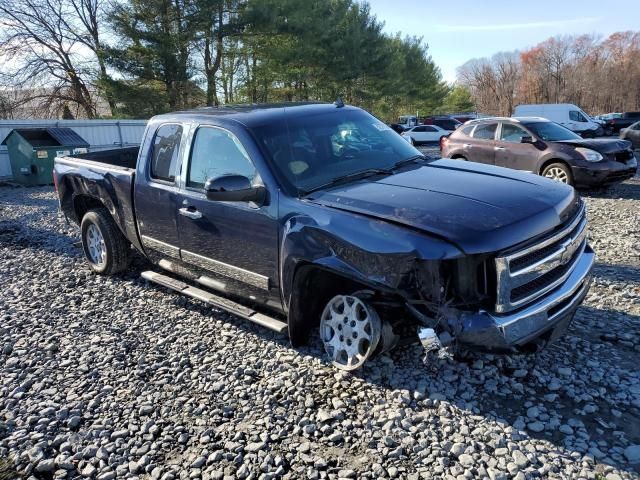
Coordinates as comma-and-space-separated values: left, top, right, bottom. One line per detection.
178, 207, 202, 220
494, 146, 505, 151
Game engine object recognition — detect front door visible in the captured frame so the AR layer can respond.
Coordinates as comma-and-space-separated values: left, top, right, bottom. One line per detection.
494, 122, 539, 172
468, 122, 498, 164
176, 125, 279, 304
134, 123, 184, 260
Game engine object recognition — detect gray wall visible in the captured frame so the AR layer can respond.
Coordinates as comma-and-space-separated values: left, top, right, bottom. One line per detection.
0, 119, 147, 179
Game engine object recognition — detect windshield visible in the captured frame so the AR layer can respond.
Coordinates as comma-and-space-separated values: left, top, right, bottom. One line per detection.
252, 109, 421, 194
524, 121, 582, 141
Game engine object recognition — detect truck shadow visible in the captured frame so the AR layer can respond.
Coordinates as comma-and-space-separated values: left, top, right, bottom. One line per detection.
348, 304, 640, 475
163, 278, 639, 474
0, 218, 79, 259
593, 262, 640, 284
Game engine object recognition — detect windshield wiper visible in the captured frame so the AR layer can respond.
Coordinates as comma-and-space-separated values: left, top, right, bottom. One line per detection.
389, 154, 427, 170
300, 168, 391, 196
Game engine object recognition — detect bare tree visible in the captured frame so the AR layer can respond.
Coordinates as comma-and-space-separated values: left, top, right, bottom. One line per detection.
458, 51, 519, 116
459, 32, 640, 116
0, 0, 109, 118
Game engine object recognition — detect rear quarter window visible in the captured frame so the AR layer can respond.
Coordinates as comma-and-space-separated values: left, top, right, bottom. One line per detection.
149, 124, 183, 182
460, 125, 475, 136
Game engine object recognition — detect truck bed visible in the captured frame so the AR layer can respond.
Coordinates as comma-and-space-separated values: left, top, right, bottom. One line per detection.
72, 146, 139, 170
54, 146, 143, 253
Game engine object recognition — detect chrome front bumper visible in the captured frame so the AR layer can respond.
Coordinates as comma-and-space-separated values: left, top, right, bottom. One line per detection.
457, 245, 595, 349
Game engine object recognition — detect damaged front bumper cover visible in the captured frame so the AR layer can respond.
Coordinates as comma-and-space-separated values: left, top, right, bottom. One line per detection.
456, 246, 595, 350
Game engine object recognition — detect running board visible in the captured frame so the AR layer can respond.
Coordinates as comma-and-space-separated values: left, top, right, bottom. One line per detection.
141, 271, 288, 334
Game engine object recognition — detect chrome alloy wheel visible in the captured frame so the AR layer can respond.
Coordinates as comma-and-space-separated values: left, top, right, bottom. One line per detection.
320, 295, 381, 370
544, 167, 569, 183
86, 223, 106, 266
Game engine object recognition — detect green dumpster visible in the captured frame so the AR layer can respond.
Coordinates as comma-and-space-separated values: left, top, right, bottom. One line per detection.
0, 128, 89, 186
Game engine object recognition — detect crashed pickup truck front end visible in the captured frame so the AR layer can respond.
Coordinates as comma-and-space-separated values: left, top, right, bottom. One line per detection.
412, 202, 594, 352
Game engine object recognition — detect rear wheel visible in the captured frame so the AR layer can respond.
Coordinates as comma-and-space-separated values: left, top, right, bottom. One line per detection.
542, 162, 573, 186
81, 208, 131, 275
319, 294, 381, 370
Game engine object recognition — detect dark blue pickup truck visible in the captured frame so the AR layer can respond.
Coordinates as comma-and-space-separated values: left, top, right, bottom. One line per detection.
54, 103, 595, 370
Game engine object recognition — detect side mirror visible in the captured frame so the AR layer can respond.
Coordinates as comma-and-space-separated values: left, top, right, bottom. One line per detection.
520, 136, 534, 144
204, 175, 266, 204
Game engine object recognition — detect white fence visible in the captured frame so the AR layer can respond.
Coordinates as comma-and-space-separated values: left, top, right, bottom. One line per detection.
0, 119, 148, 179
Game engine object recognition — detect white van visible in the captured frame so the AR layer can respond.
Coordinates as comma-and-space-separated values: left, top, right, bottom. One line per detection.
513, 104, 601, 137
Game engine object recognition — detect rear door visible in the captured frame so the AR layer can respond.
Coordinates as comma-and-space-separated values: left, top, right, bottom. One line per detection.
175, 124, 279, 303
467, 122, 498, 164
421, 126, 441, 142
134, 123, 185, 260
494, 122, 538, 172
410, 126, 427, 143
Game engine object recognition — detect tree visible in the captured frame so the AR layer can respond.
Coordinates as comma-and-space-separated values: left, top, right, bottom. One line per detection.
0, 0, 106, 118
457, 51, 519, 116
108, 0, 201, 113
440, 85, 474, 113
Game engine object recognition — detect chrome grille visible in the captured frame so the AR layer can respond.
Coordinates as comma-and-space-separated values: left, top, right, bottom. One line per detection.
495, 203, 588, 313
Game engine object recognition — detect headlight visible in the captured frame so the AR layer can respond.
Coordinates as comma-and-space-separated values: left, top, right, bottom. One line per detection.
575, 147, 603, 163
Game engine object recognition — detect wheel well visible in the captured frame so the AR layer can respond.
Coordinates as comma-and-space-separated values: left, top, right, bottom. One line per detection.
73, 195, 105, 223
287, 265, 372, 346
539, 158, 568, 175
451, 154, 466, 159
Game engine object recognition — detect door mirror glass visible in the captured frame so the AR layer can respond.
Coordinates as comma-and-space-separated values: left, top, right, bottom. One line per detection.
205, 175, 266, 204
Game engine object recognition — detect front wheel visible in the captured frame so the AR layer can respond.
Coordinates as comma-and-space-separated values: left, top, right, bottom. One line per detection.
80, 208, 131, 275
542, 162, 574, 186
319, 294, 381, 370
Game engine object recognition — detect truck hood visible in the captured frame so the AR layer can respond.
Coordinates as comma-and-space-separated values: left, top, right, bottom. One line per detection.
556, 138, 632, 153
308, 159, 579, 255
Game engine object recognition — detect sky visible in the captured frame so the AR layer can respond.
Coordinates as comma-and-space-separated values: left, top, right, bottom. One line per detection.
366, 0, 640, 83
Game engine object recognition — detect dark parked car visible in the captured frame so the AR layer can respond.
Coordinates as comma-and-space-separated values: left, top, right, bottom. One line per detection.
421, 115, 462, 131
604, 111, 640, 135
389, 123, 407, 134
620, 121, 640, 149
54, 103, 594, 371
441, 117, 637, 187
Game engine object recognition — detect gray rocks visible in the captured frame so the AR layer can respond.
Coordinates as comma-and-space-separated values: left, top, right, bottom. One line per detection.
35, 459, 55, 473
1, 181, 640, 480
624, 445, 640, 463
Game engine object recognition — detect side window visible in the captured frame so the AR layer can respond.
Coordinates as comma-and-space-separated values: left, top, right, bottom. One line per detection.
413, 126, 426, 132
569, 111, 587, 122
150, 124, 183, 182
187, 127, 257, 189
472, 123, 497, 140
499, 123, 528, 142
423, 126, 437, 132
633, 122, 640, 131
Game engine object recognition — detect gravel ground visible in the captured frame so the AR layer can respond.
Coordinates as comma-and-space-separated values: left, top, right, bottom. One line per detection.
0, 175, 639, 480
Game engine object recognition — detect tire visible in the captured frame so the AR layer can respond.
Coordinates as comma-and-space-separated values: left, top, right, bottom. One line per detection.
410, 136, 416, 146
541, 162, 574, 186
80, 207, 131, 275
319, 293, 381, 370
